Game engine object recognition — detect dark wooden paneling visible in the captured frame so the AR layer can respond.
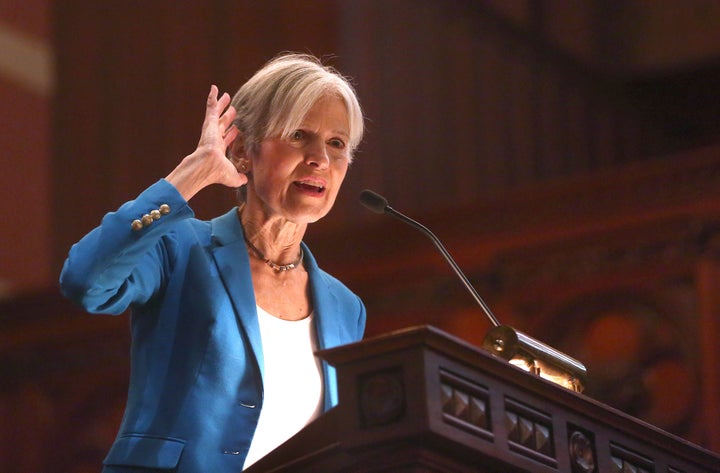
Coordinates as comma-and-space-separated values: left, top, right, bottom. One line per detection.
333, 0, 667, 231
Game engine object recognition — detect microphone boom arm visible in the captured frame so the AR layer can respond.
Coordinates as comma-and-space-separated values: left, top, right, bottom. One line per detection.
383, 205, 501, 328
359, 189, 587, 392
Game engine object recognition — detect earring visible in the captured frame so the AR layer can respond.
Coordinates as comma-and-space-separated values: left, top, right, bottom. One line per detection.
240, 162, 247, 172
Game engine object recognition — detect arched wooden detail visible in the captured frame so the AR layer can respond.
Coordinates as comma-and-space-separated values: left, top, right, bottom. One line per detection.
542, 293, 701, 439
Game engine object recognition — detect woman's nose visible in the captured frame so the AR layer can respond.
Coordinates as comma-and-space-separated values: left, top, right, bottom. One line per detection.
304, 140, 330, 169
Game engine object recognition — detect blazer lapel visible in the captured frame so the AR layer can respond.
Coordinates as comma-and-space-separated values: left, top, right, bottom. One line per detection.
303, 245, 341, 351
209, 208, 264, 379
303, 246, 345, 410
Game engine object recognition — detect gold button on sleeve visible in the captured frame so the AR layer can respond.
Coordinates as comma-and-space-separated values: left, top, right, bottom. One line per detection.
131, 219, 143, 231
150, 209, 161, 220
141, 214, 153, 226
159, 204, 171, 215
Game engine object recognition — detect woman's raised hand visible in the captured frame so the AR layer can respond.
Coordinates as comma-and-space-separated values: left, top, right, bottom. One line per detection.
166, 85, 248, 201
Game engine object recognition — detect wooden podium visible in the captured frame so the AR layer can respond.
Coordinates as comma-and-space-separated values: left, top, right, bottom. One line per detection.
246, 326, 719, 473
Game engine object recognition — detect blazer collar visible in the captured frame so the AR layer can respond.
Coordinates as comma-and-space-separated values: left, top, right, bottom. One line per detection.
208, 208, 342, 372
304, 249, 341, 350
209, 208, 263, 377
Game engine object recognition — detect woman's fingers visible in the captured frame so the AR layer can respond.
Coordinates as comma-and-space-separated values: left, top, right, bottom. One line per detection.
199, 86, 243, 184
201, 86, 237, 146
219, 104, 237, 131
223, 124, 239, 147
204, 86, 231, 122
216, 90, 231, 110
206, 85, 219, 110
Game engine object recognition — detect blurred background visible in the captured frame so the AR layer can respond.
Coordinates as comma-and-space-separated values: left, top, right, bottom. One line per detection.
2, 0, 720, 471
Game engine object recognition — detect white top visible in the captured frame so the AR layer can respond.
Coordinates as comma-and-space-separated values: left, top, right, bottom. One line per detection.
242, 306, 324, 470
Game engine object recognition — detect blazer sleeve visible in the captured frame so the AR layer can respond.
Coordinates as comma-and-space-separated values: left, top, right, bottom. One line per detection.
59, 179, 194, 315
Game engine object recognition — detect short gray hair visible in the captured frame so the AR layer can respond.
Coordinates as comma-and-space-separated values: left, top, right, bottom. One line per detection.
231, 53, 364, 161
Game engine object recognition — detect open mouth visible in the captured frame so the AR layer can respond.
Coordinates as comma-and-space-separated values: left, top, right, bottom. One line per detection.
294, 181, 326, 194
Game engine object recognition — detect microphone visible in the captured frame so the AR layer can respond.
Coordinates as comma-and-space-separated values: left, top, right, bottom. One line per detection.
359, 189, 587, 392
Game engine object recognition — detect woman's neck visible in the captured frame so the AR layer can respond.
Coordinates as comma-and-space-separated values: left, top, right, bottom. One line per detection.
238, 206, 306, 264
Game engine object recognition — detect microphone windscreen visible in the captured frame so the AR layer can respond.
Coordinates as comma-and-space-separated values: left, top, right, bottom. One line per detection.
359, 189, 389, 214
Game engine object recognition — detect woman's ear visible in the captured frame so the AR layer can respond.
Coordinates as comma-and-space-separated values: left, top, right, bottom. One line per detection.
227, 137, 250, 174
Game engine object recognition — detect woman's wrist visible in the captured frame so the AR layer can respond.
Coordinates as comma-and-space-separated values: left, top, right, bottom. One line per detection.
164, 154, 211, 201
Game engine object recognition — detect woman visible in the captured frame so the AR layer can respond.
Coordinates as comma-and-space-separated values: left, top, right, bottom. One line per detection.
59, 53, 366, 472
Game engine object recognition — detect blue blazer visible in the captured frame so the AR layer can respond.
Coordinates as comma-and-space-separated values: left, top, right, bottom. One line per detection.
59, 179, 366, 472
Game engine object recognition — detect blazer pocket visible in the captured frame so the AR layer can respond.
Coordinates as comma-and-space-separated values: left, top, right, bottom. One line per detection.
103, 434, 186, 469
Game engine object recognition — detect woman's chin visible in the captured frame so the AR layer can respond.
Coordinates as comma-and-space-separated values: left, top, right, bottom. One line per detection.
268, 205, 328, 226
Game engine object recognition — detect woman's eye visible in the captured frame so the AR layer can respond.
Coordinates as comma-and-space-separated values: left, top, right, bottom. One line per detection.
329, 138, 346, 149
291, 130, 305, 141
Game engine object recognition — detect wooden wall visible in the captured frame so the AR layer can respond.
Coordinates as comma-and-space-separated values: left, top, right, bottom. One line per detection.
0, 0, 53, 294
1, 1, 719, 471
